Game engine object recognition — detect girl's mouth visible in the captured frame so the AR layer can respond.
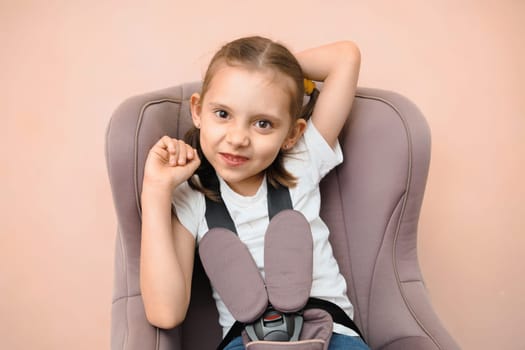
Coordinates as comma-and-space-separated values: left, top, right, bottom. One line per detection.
220, 153, 249, 166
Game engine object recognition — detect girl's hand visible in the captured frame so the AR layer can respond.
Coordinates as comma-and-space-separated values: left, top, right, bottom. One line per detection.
143, 136, 201, 189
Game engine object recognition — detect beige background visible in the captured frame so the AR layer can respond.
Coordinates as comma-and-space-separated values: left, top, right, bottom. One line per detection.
1, 1, 524, 349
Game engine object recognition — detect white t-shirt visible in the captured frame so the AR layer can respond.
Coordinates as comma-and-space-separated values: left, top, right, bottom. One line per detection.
172, 120, 356, 337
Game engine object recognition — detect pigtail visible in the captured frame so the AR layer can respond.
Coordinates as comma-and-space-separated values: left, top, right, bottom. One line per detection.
300, 79, 319, 120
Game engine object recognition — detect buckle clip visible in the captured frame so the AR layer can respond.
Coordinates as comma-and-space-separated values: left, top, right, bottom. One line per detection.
245, 306, 303, 342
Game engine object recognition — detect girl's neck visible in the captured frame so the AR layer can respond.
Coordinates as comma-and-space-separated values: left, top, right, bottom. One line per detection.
222, 173, 265, 197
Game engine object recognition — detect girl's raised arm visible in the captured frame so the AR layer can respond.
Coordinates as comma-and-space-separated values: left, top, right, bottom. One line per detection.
295, 41, 361, 148
140, 136, 200, 329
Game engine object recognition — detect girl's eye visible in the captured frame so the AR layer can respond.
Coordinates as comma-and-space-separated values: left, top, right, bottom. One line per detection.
255, 120, 272, 129
214, 110, 229, 119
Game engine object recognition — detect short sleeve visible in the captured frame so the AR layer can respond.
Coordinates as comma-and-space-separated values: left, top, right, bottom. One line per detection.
171, 181, 205, 239
300, 119, 344, 183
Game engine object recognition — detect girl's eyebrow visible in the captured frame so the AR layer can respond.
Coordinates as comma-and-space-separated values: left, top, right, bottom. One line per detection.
208, 102, 231, 110
253, 112, 281, 121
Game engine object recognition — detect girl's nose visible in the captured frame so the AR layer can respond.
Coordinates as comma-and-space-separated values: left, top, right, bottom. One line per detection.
226, 125, 250, 148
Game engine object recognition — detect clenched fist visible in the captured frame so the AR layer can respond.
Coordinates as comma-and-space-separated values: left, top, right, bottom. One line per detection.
143, 136, 201, 190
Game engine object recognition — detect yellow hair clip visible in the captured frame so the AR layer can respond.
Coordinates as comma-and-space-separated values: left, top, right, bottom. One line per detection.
304, 79, 316, 96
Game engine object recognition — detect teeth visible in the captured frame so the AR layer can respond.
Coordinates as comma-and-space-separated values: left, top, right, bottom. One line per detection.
222, 153, 247, 164
225, 154, 245, 161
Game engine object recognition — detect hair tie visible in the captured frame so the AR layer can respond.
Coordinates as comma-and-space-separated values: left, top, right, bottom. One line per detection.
303, 79, 316, 96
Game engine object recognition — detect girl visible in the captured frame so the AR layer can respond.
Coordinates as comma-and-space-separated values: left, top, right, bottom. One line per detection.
140, 36, 365, 349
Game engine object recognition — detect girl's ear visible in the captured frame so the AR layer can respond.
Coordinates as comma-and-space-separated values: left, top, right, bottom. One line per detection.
190, 93, 202, 128
282, 119, 307, 150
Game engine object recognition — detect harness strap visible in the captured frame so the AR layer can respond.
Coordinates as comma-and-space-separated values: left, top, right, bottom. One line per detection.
204, 176, 292, 233
305, 297, 365, 340
217, 297, 365, 350
267, 179, 293, 220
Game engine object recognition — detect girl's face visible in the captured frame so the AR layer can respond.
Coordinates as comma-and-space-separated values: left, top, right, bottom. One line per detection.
191, 65, 306, 196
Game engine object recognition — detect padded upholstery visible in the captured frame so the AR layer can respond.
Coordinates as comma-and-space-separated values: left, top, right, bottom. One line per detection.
105, 83, 460, 350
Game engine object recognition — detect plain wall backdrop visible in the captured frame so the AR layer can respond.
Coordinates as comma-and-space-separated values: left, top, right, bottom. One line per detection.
1, 1, 524, 349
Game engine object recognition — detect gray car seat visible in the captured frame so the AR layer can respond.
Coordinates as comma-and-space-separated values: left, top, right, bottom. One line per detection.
105, 82, 461, 350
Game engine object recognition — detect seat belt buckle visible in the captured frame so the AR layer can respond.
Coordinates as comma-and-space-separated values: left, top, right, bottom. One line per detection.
245, 306, 304, 342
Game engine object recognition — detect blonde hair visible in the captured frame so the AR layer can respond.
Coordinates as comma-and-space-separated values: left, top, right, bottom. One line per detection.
185, 36, 318, 199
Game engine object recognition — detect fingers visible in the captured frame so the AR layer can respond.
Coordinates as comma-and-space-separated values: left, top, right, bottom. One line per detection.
158, 136, 197, 167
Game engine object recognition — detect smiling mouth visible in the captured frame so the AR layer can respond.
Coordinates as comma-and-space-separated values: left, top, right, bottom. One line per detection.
220, 153, 249, 166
